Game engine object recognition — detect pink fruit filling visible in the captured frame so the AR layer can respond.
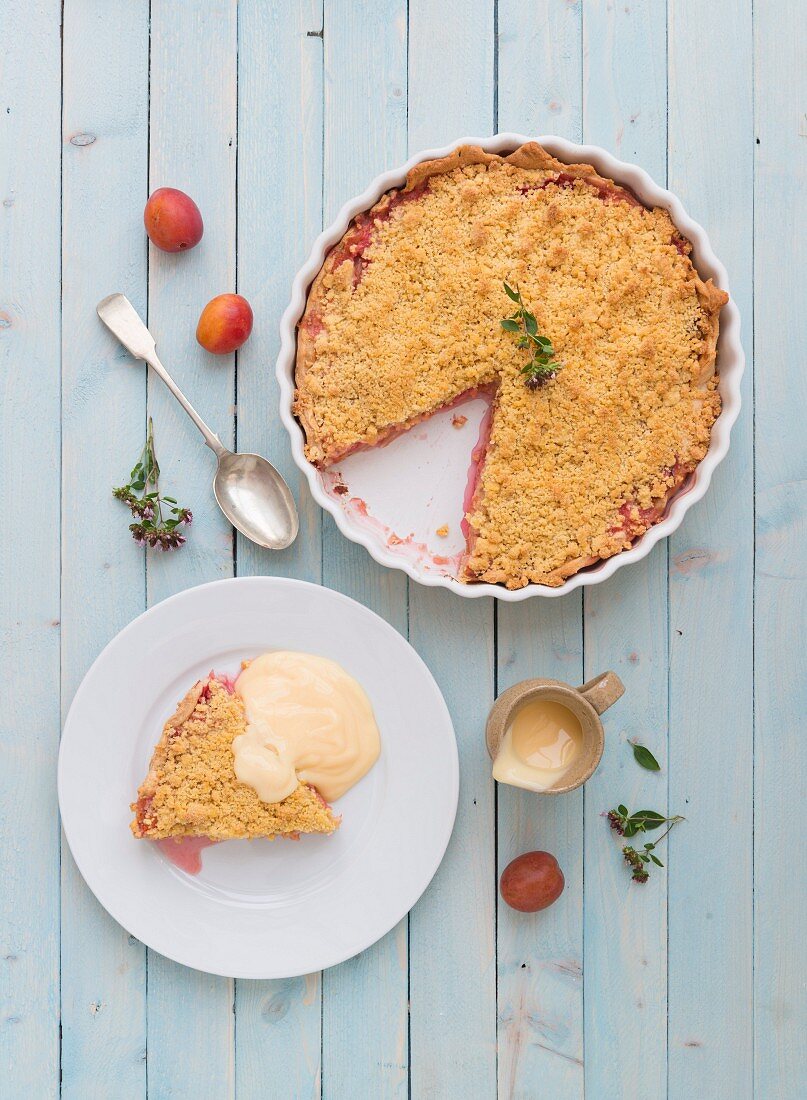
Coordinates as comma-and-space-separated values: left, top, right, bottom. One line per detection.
608, 462, 691, 540
327, 180, 431, 288
200, 671, 236, 701
461, 390, 496, 544
156, 836, 217, 875
302, 311, 325, 338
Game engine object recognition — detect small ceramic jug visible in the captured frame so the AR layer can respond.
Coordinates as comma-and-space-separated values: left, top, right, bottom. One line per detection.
486, 672, 625, 794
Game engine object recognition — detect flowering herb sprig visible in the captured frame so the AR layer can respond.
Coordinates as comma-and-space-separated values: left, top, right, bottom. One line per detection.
501, 282, 562, 390
113, 418, 192, 551
605, 805, 685, 884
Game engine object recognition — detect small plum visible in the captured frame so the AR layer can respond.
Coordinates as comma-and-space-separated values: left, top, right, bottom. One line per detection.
144, 187, 203, 252
196, 294, 254, 355
500, 850, 565, 913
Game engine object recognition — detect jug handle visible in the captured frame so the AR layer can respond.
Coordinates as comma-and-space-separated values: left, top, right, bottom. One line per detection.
578, 671, 625, 715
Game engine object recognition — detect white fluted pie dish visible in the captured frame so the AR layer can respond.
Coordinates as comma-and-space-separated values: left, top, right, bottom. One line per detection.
277, 133, 743, 600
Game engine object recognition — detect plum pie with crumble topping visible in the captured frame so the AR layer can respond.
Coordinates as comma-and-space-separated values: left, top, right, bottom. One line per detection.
294, 141, 728, 589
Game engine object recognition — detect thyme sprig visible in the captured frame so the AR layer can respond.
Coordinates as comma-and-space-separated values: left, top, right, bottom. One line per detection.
605, 806, 685, 884
501, 282, 562, 390
113, 417, 192, 551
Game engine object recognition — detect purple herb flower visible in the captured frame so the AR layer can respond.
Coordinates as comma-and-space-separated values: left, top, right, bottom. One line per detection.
115, 419, 192, 553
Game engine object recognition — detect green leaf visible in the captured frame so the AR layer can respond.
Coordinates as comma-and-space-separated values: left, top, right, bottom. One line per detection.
501, 285, 563, 387
131, 480, 145, 492
650, 855, 664, 867
623, 821, 638, 838
617, 805, 628, 817
632, 743, 661, 771
632, 810, 667, 831
163, 496, 177, 504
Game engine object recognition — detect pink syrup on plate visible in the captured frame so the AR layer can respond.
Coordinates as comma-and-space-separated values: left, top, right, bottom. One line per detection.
156, 836, 218, 875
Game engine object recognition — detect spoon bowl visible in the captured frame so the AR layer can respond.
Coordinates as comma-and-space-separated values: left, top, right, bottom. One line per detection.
213, 450, 298, 549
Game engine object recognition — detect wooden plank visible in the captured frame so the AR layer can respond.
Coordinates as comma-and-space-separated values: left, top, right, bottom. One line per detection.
753, 3, 806, 1096
233, 3, 325, 1095
146, 3, 238, 1095
498, 0, 583, 140
59, 2, 150, 1096
667, 1, 754, 1095
580, 3, 669, 1097
0, 2, 62, 1095
408, 590, 496, 1100
495, 605, 585, 1095
319, 2, 410, 1097
496, 2, 586, 1093
406, 4, 497, 1097
235, 0, 324, 587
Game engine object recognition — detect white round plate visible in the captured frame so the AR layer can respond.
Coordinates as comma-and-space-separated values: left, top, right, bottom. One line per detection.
58, 577, 458, 978
277, 133, 744, 600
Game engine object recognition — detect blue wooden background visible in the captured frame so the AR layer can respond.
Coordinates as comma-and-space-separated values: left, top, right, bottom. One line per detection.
2, 1, 804, 1097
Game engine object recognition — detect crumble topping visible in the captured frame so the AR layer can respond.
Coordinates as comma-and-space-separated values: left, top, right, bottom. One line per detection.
131, 680, 339, 839
295, 142, 727, 587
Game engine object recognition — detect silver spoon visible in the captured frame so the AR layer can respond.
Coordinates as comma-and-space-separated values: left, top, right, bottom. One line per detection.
97, 293, 298, 550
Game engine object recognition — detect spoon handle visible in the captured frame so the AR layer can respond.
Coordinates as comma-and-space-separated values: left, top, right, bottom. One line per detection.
145, 351, 226, 458
97, 293, 226, 458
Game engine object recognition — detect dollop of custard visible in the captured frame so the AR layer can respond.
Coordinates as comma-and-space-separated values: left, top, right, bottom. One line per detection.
233, 651, 380, 803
